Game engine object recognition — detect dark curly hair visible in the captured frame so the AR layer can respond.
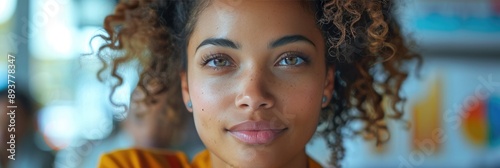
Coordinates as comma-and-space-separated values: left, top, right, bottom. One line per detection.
94, 0, 421, 167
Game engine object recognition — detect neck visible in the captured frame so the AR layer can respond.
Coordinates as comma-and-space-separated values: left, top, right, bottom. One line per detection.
210, 149, 309, 168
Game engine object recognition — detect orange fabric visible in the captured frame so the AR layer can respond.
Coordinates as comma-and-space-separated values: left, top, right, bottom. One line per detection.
308, 156, 323, 168
99, 149, 323, 168
190, 150, 322, 168
190, 150, 211, 168
98, 148, 190, 168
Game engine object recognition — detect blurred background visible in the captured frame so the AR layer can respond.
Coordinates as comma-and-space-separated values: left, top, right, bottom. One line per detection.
0, 0, 499, 167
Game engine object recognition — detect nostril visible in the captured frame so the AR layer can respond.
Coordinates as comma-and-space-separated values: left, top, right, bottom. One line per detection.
235, 94, 274, 110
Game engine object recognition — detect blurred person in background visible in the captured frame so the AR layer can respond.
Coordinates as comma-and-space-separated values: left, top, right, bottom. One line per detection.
0, 88, 55, 168
125, 84, 187, 149
74, 84, 203, 168
125, 85, 203, 156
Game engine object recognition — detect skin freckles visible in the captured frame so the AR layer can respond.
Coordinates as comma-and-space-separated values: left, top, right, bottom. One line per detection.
181, 1, 334, 168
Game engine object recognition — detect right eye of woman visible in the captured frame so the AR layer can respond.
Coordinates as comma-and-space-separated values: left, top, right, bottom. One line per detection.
201, 54, 234, 69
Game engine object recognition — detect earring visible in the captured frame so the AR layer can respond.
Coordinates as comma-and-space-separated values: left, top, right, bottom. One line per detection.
187, 100, 192, 108
322, 96, 328, 103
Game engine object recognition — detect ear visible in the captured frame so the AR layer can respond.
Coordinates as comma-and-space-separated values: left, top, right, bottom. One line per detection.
180, 71, 192, 112
322, 66, 335, 108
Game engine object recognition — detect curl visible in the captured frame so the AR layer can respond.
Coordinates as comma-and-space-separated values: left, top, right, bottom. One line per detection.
317, 0, 421, 167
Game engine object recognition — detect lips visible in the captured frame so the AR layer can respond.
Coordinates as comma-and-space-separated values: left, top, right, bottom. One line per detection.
227, 121, 287, 145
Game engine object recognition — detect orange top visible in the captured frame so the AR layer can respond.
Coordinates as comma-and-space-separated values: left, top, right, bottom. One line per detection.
99, 148, 323, 168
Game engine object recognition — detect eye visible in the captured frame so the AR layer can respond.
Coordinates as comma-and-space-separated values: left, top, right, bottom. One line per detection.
276, 53, 307, 66
207, 58, 231, 67
201, 54, 234, 68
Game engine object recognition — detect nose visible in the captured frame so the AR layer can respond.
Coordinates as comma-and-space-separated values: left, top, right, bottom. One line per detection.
235, 68, 275, 110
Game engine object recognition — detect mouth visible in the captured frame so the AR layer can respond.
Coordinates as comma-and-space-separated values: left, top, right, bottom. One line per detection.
226, 120, 288, 145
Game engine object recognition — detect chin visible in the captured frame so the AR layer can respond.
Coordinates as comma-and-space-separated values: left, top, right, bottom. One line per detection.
227, 147, 286, 167
228, 159, 283, 168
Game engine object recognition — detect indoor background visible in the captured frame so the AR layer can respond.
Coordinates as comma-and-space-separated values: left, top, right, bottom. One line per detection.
0, 0, 499, 167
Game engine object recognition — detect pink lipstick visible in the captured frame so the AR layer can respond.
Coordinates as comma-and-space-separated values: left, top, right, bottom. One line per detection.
227, 121, 287, 145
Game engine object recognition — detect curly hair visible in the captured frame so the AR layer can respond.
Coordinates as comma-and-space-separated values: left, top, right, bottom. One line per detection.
94, 0, 421, 167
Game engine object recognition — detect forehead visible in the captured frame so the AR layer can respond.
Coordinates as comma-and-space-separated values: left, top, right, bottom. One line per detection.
188, 0, 322, 50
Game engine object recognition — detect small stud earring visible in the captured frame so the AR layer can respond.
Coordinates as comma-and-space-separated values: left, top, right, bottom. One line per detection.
322, 96, 328, 103
187, 100, 192, 108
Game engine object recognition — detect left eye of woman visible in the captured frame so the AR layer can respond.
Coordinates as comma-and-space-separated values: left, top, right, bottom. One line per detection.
207, 58, 231, 67
276, 54, 307, 66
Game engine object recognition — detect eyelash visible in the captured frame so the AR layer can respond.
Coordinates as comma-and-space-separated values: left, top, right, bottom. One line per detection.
200, 53, 234, 70
200, 51, 310, 69
275, 52, 310, 66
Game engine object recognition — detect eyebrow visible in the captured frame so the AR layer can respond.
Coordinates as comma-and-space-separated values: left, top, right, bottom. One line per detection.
196, 38, 239, 51
195, 35, 316, 52
269, 35, 316, 48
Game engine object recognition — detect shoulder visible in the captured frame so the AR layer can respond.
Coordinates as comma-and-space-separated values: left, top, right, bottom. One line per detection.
98, 148, 190, 168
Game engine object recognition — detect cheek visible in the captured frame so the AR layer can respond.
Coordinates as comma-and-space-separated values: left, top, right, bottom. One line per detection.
190, 77, 234, 115
282, 80, 323, 123
189, 77, 234, 139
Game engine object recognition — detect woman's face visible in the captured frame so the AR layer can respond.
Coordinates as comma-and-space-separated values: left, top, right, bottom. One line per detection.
182, 1, 334, 167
